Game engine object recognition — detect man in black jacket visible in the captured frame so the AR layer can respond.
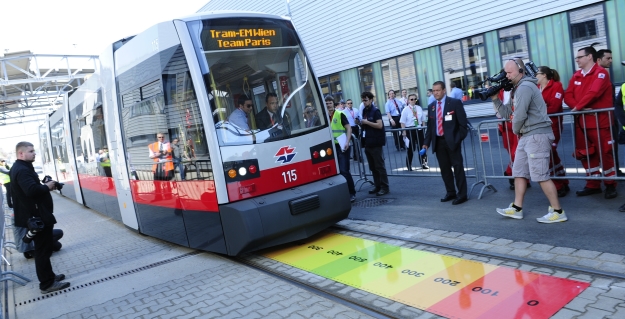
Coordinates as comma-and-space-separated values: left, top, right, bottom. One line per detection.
422, 81, 469, 205
10, 142, 70, 294
360, 91, 389, 196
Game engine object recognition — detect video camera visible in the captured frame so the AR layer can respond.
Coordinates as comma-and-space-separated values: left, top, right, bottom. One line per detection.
476, 60, 539, 101
42, 175, 64, 190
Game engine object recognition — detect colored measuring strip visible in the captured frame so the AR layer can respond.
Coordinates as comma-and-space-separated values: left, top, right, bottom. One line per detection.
262, 233, 589, 319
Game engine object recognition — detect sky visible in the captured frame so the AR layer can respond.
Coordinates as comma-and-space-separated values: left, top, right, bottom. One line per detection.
0, 0, 209, 159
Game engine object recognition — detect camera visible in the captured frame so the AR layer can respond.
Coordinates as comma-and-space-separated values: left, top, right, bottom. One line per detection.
23, 217, 45, 244
477, 60, 540, 101
477, 69, 514, 101
42, 175, 64, 190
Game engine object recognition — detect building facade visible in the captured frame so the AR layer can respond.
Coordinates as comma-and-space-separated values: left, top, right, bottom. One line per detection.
199, 0, 625, 117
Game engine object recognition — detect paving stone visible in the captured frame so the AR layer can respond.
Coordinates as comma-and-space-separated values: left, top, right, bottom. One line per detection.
588, 295, 621, 312
602, 285, 625, 299
572, 250, 602, 259
472, 242, 494, 250
591, 278, 616, 289
554, 255, 580, 265
473, 236, 497, 243
527, 251, 556, 261
529, 243, 554, 252
507, 241, 532, 249
565, 296, 595, 312
608, 306, 625, 319
549, 247, 577, 255
437, 237, 460, 245
550, 308, 582, 319
490, 238, 513, 246
507, 249, 532, 257
486, 246, 513, 255
598, 253, 625, 263
457, 234, 479, 240
429, 230, 448, 236
575, 307, 613, 318
577, 258, 603, 269
578, 287, 608, 301
441, 231, 463, 238
598, 262, 625, 274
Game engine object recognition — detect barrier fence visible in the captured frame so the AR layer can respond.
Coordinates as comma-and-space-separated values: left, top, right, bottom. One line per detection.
350, 107, 624, 200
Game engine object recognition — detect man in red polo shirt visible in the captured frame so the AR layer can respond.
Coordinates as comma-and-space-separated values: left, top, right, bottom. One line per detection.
564, 46, 617, 199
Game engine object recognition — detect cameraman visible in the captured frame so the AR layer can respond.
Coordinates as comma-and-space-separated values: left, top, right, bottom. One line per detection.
491, 59, 566, 224
10, 142, 69, 294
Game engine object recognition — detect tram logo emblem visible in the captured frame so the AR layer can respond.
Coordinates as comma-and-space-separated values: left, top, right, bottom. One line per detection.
275, 146, 297, 164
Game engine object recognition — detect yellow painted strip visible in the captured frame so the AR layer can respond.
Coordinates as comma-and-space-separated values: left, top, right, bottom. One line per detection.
263, 232, 353, 260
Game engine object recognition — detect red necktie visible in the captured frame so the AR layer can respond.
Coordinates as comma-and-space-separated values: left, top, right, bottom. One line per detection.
437, 101, 443, 136
393, 100, 399, 113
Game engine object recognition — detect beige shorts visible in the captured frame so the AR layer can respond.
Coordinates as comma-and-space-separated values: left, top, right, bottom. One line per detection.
512, 133, 555, 182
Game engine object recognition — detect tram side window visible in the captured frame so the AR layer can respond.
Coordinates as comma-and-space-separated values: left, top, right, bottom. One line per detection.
119, 45, 212, 182
50, 118, 70, 182
70, 90, 111, 178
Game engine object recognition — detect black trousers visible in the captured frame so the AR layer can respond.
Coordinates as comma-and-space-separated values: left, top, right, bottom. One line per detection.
405, 129, 427, 167
4, 182, 12, 208
390, 116, 402, 149
33, 226, 57, 290
364, 146, 389, 190
351, 126, 360, 160
435, 136, 467, 198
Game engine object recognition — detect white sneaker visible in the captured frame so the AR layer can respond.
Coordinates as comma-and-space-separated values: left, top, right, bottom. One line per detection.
537, 208, 567, 223
496, 203, 523, 219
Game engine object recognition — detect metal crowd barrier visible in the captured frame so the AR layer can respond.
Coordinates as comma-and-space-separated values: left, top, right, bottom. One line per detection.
350, 125, 484, 198
475, 108, 624, 199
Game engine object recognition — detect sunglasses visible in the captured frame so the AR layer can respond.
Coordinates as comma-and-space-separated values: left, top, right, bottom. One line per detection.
409, 98, 416, 101
306, 111, 314, 114
347, 102, 352, 104
244, 104, 253, 108
575, 54, 590, 60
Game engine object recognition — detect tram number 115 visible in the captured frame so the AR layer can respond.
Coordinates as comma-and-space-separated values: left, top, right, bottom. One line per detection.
282, 169, 297, 183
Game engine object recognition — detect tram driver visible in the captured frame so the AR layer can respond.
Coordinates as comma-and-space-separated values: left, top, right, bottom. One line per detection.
255, 93, 291, 137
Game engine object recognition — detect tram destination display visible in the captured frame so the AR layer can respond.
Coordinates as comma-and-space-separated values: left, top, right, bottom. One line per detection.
204, 27, 283, 50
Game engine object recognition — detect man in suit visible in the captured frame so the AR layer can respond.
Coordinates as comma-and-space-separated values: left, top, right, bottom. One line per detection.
255, 93, 291, 134
422, 81, 468, 205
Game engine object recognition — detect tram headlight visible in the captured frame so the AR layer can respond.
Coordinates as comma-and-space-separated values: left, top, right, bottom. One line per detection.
319, 150, 326, 157
238, 167, 247, 176
326, 148, 333, 156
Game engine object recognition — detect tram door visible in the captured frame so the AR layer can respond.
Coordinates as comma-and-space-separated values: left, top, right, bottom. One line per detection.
100, 44, 139, 230
39, 123, 58, 182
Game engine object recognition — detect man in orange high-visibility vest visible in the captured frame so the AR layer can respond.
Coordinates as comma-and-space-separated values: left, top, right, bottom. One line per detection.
148, 133, 174, 180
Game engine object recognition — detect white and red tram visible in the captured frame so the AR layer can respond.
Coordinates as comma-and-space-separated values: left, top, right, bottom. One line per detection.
38, 11, 351, 255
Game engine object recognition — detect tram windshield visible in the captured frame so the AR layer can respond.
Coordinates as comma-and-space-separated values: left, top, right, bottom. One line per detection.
189, 18, 326, 146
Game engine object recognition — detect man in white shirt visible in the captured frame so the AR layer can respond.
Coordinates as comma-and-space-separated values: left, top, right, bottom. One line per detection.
385, 90, 405, 151
344, 99, 361, 160
449, 82, 464, 100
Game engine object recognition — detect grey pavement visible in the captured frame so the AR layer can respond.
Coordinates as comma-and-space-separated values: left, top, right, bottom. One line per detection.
3, 194, 375, 319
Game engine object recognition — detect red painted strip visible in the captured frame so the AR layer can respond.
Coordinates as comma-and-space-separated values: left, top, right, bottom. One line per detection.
427, 267, 539, 319
129, 180, 218, 212
78, 174, 116, 197
476, 273, 590, 319
226, 159, 338, 201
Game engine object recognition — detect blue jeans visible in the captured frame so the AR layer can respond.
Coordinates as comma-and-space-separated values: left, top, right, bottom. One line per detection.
173, 158, 185, 180
337, 145, 356, 195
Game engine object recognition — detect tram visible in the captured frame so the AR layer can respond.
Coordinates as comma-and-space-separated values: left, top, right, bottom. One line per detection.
38, 11, 351, 256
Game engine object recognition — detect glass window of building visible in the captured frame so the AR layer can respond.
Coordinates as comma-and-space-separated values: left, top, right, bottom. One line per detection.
499, 24, 529, 63
358, 64, 375, 94
381, 58, 400, 93
381, 54, 418, 103
569, 4, 607, 56
318, 73, 342, 101
442, 35, 488, 102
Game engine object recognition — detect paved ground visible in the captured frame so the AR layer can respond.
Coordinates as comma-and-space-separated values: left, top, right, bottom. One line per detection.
4, 119, 625, 318
2, 195, 375, 319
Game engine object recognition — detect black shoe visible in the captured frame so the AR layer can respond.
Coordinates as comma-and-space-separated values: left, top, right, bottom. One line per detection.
452, 197, 468, 205
368, 188, 380, 194
55, 274, 65, 282
618, 170, 625, 177
605, 185, 618, 199
422, 164, 429, 170
619, 203, 625, 212
41, 281, 70, 294
53, 242, 62, 252
576, 187, 602, 196
376, 189, 389, 196
441, 194, 457, 202
23, 251, 34, 259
